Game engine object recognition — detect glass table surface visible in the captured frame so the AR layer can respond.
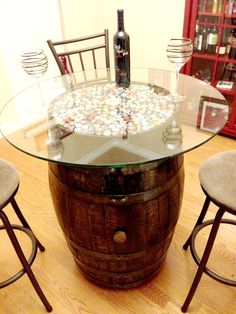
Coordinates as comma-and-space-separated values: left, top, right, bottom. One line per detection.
0, 68, 229, 288
0, 68, 228, 167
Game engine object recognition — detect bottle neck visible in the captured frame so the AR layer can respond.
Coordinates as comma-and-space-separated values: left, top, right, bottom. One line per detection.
117, 10, 124, 31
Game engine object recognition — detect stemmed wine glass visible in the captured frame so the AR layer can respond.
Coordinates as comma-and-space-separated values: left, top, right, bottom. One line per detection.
21, 48, 48, 79
21, 48, 48, 105
166, 38, 193, 101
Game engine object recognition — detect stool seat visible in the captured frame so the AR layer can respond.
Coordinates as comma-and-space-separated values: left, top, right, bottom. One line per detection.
199, 150, 236, 212
0, 158, 19, 208
181, 150, 236, 313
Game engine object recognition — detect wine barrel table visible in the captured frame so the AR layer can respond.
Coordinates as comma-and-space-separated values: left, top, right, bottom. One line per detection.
48, 155, 184, 288
0, 69, 228, 289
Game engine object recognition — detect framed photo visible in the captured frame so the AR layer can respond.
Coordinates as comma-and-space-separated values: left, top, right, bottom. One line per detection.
199, 96, 228, 133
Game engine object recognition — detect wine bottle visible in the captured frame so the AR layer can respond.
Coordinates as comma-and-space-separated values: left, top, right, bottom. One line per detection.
113, 9, 130, 87
201, 0, 208, 12
212, 0, 218, 13
229, 34, 236, 59
200, 25, 208, 53
217, 0, 223, 13
226, 29, 234, 56
219, 31, 227, 56
207, 26, 219, 54
226, 0, 234, 15
193, 23, 200, 52
197, 26, 203, 52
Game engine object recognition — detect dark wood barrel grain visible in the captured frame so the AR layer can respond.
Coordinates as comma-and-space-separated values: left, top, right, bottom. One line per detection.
48, 155, 184, 288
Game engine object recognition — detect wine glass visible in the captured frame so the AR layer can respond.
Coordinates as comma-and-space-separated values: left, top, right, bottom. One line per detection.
21, 48, 48, 105
166, 38, 193, 101
21, 48, 48, 79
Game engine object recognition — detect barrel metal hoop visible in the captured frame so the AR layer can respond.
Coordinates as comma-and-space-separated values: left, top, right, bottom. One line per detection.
49, 159, 184, 205
64, 227, 175, 260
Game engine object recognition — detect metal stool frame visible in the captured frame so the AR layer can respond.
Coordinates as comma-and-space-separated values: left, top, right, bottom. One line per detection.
0, 187, 52, 312
181, 193, 236, 313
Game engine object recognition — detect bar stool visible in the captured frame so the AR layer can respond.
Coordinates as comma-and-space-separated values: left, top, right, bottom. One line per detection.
181, 150, 236, 313
0, 158, 52, 312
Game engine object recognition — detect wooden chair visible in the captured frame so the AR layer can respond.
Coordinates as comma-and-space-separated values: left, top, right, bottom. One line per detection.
181, 150, 236, 312
0, 158, 52, 312
47, 29, 110, 75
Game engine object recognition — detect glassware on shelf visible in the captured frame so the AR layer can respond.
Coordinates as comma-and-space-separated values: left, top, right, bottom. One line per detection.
166, 38, 193, 101
21, 48, 48, 79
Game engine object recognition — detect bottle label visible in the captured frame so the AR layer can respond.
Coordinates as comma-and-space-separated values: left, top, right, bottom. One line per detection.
219, 46, 226, 54
114, 43, 130, 87
114, 44, 129, 57
208, 34, 218, 45
227, 44, 231, 54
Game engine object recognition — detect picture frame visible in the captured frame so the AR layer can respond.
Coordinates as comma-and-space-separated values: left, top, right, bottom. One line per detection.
198, 96, 229, 133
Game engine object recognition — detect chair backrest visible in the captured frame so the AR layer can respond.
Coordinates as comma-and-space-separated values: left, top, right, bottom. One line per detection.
47, 29, 110, 75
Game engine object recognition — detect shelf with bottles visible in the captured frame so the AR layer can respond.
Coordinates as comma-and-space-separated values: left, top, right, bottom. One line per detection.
197, 14, 236, 25
198, 0, 236, 16
191, 57, 236, 86
183, 0, 236, 138
193, 25, 236, 56
192, 1, 236, 57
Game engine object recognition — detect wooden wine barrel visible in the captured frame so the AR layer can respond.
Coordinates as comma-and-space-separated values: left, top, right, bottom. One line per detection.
48, 155, 184, 288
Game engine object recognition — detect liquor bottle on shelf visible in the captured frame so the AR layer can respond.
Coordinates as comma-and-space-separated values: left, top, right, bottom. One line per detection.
200, 0, 208, 12
226, 0, 234, 15
218, 0, 223, 13
113, 9, 130, 87
229, 30, 236, 59
229, 38, 236, 59
234, 0, 236, 14
218, 31, 227, 56
200, 25, 208, 53
193, 23, 200, 52
207, 26, 219, 54
205, 24, 212, 52
212, 0, 219, 13
227, 29, 235, 56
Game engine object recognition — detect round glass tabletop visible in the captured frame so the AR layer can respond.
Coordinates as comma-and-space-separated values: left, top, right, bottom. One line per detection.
0, 68, 228, 167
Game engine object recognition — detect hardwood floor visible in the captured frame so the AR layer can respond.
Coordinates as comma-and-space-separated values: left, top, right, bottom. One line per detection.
0, 135, 235, 314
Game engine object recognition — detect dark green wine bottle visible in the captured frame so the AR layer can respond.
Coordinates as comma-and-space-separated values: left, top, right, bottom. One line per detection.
113, 9, 130, 87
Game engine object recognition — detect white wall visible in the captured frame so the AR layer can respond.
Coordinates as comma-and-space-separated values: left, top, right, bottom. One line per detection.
102, 0, 185, 69
59, 0, 105, 39
59, 0, 185, 70
0, 0, 62, 110
0, 0, 185, 111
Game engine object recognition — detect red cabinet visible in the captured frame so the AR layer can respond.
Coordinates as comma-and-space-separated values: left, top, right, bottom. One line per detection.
183, 0, 236, 137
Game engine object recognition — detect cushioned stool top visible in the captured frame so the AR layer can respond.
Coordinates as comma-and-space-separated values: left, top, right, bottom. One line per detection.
0, 158, 19, 208
199, 150, 236, 211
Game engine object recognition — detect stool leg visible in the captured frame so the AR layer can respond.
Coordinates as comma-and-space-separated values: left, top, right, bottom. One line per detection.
181, 208, 224, 313
183, 196, 210, 250
0, 210, 52, 312
11, 198, 45, 252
